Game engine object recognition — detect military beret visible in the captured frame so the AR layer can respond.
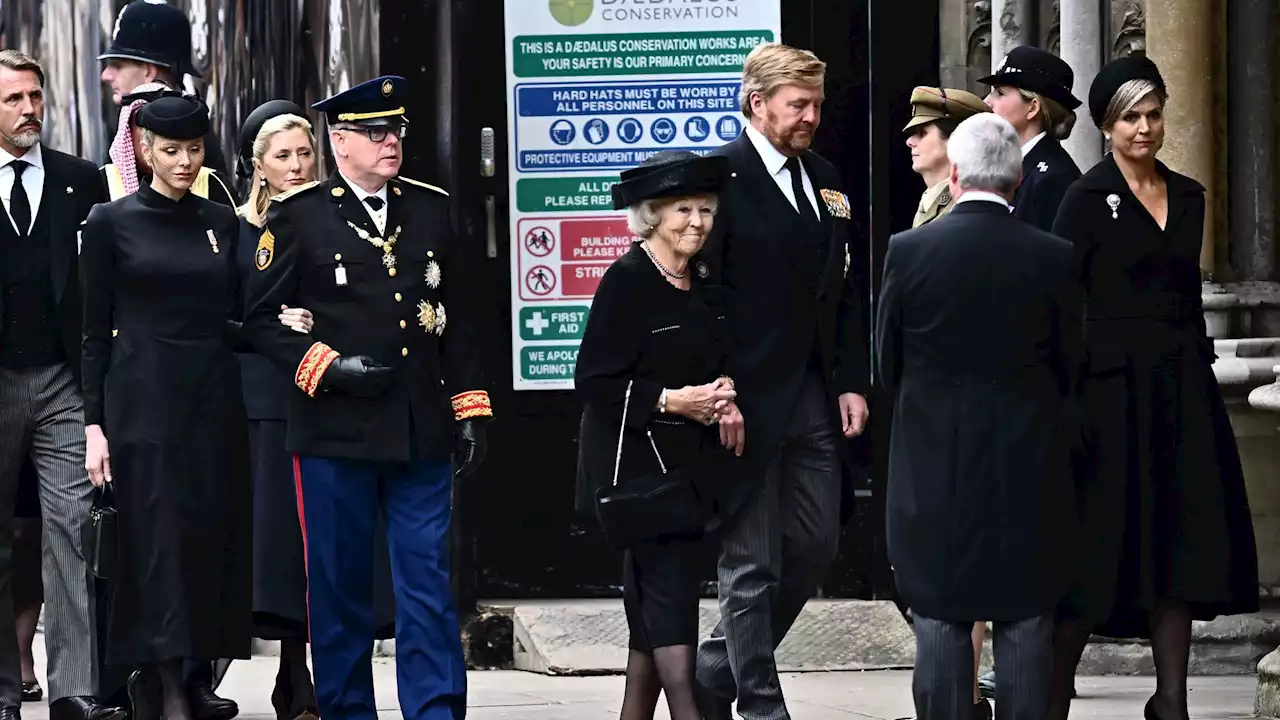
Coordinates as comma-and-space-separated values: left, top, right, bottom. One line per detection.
1088, 55, 1166, 128
903, 86, 990, 133
611, 151, 730, 210
238, 99, 308, 178
134, 95, 209, 140
979, 46, 1081, 111
312, 75, 408, 126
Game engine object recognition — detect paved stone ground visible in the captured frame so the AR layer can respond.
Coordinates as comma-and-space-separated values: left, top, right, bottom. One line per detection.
18, 635, 1265, 718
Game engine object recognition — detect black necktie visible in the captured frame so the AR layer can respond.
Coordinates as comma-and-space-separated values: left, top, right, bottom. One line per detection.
9, 160, 30, 237
785, 156, 817, 225
363, 196, 385, 212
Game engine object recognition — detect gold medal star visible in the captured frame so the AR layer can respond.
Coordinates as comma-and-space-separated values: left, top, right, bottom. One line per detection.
417, 300, 436, 332
434, 303, 447, 336
425, 261, 442, 289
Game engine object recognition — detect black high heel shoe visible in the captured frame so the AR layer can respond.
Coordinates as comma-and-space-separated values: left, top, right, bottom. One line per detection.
20, 681, 40, 703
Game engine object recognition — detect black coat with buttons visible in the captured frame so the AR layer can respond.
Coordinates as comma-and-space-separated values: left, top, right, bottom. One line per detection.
243, 171, 489, 462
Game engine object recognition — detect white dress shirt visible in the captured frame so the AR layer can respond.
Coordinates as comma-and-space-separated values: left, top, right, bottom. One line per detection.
0, 143, 43, 235
1021, 131, 1046, 157
743, 123, 821, 217
339, 172, 390, 235
955, 190, 1011, 210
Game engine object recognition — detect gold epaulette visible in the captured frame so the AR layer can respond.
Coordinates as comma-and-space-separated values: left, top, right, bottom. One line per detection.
451, 390, 492, 420
396, 177, 449, 196
271, 180, 322, 203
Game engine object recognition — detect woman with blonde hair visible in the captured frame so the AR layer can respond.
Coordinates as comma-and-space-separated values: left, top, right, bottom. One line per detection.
234, 100, 396, 720
979, 46, 1083, 231
1047, 55, 1257, 720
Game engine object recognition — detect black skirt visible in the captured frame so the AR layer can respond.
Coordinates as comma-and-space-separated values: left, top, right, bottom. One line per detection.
249, 420, 397, 640
622, 532, 706, 651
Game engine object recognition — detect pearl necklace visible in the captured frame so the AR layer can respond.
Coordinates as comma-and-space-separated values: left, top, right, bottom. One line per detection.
640, 241, 686, 279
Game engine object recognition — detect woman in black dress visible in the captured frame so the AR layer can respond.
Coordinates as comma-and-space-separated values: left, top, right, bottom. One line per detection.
235, 100, 397, 720
1048, 56, 1258, 720
575, 151, 742, 720
81, 95, 253, 720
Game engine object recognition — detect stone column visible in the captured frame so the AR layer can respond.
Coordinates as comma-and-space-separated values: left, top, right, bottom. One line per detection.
990, 0, 1036, 70
1146, 0, 1215, 275
1059, 0, 1102, 169
1227, 0, 1275, 282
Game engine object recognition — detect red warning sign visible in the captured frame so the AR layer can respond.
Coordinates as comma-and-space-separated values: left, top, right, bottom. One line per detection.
525, 265, 556, 296
562, 262, 613, 296
560, 219, 633, 262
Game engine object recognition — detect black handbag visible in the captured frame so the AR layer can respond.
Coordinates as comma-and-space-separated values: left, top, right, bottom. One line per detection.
595, 381, 705, 547
83, 483, 118, 580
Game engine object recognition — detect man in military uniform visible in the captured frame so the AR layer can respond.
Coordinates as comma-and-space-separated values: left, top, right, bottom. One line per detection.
243, 76, 490, 720
98, 0, 228, 176
903, 87, 990, 228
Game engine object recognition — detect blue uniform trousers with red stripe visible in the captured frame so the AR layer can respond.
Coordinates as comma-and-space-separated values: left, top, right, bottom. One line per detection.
294, 455, 466, 720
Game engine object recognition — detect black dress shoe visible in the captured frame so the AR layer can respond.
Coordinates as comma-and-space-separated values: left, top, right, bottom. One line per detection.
693, 680, 732, 720
972, 698, 992, 720
0, 705, 20, 720
187, 686, 238, 720
49, 696, 126, 720
19, 682, 40, 703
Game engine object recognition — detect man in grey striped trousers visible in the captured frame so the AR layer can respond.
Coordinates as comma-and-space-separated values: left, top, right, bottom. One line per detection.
874, 113, 1080, 720
0, 50, 123, 720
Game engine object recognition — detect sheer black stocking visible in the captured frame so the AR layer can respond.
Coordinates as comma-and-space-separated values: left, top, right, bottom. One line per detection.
157, 661, 194, 720
652, 645, 700, 720
620, 650, 661, 720
1047, 620, 1090, 720
1149, 600, 1191, 720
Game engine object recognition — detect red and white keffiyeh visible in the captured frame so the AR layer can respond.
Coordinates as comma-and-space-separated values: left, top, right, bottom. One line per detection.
107, 82, 169, 197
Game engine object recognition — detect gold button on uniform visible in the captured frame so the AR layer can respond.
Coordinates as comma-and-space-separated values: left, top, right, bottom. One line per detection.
395, 293, 403, 302
334, 253, 342, 261
400, 320, 407, 329
401, 347, 409, 357
427, 250, 434, 258
388, 268, 397, 277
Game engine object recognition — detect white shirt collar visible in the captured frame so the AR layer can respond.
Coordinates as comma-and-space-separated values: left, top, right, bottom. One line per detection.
0, 143, 43, 170
1021, 131, 1046, 157
954, 190, 1010, 209
338, 171, 387, 204
744, 122, 791, 177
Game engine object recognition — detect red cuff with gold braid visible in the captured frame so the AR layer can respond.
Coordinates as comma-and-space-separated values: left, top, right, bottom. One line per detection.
451, 390, 492, 420
296, 342, 340, 397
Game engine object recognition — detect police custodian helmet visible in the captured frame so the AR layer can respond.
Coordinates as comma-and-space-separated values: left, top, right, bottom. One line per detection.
98, 0, 201, 78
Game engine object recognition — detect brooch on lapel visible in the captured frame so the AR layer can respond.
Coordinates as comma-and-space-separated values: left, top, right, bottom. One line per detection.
695, 261, 708, 279
1037, 162, 1048, 173
1106, 194, 1121, 220
206, 228, 219, 254
819, 189, 851, 219
65, 186, 73, 195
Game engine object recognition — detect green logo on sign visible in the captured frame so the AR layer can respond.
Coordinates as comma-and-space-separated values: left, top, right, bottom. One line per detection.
520, 306, 590, 341
549, 0, 593, 26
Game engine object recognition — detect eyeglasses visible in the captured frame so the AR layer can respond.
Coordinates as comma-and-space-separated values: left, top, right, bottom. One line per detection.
335, 124, 408, 143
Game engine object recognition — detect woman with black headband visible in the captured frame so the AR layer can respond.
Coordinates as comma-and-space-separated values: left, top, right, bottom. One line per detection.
1048, 55, 1258, 720
80, 94, 252, 720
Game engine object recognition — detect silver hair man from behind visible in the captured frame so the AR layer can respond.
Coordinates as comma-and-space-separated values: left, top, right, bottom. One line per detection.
946, 113, 1023, 199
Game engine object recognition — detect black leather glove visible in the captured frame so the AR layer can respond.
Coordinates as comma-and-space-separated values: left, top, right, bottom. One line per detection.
319, 355, 395, 398
453, 419, 487, 477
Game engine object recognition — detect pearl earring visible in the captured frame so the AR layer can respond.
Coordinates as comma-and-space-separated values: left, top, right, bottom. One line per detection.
260, 179, 267, 187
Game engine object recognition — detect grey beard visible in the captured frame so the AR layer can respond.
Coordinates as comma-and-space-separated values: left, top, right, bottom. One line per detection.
7, 130, 39, 149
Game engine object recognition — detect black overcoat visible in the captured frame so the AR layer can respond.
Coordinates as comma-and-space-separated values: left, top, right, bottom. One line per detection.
1012, 136, 1080, 232
81, 184, 252, 664
693, 134, 870, 522
1051, 155, 1258, 638
875, 200, 1081, 623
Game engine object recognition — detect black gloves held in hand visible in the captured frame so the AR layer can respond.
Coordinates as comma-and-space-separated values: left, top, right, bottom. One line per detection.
319, 355, 396, 398
453, 419, 488, 477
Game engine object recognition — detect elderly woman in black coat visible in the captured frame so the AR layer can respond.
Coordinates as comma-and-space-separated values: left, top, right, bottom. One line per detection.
1048, 56, 1258, 720
574, 151, 742, 720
